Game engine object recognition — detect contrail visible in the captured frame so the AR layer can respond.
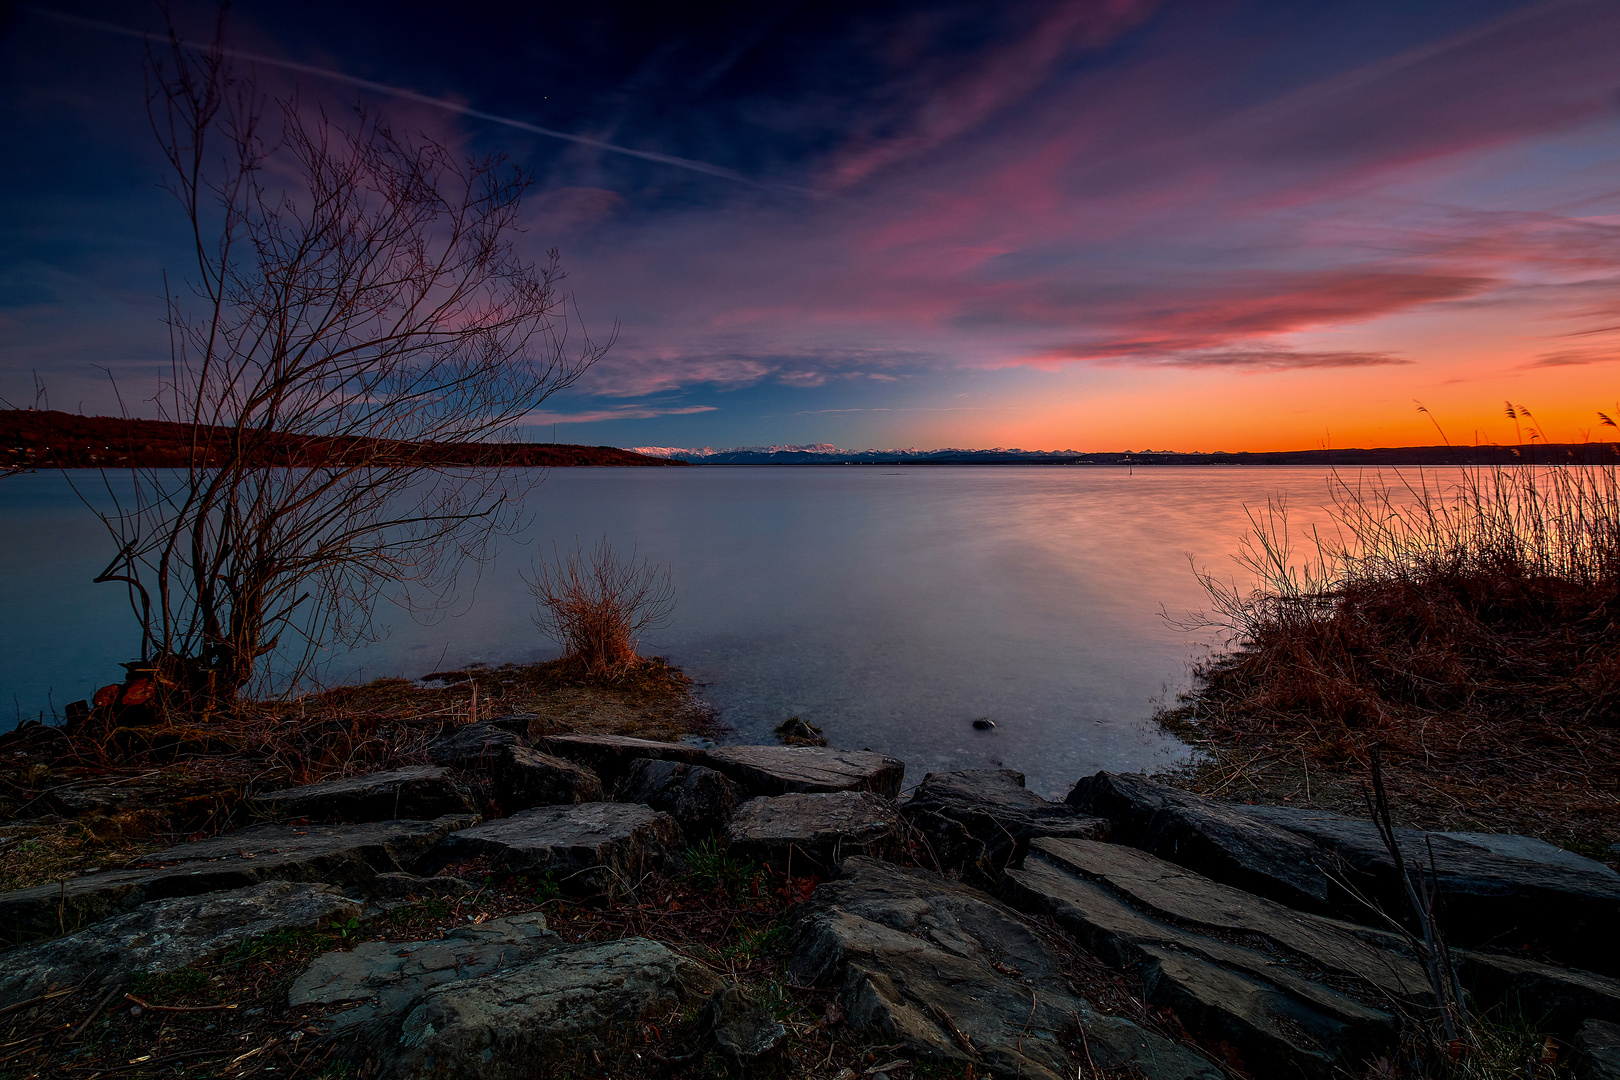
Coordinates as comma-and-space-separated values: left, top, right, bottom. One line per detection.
25, 6, 804, 194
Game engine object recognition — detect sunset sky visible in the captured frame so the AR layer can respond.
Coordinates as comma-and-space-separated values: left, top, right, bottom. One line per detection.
3, 0, 1620, 452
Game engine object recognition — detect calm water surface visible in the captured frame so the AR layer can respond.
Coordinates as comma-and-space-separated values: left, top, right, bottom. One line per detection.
1, 466, 1361, 796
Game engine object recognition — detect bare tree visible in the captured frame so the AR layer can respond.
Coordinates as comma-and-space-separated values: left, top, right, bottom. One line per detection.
89, 15, 610, 716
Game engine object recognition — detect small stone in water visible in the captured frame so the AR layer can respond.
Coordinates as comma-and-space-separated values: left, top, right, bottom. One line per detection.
972, 718, 995, 730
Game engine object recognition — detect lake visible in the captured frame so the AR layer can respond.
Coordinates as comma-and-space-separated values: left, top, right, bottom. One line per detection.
1, 465, 1363, 797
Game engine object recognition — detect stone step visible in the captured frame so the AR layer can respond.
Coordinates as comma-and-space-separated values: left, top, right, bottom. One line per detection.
0, 815, 474, 944
787, 856, 1222, 1080
724, 791, 904, 874
427, 722, 527, 769
250, 765, 475, 823
419, 802, 682, 898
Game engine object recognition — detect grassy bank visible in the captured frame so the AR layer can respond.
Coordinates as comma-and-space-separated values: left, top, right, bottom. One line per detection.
1158, 453, 1620, 861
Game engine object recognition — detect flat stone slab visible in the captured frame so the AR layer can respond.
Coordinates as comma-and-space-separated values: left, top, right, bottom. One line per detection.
0, 882, 360, 1007
422, 802, 682, 897
903, 768, 1107, 881
250, 765, 475, 823
494, 746, 604, 811
614, 758, 740, 837
0, 815, 474, 944
427, 722, 526, 769
1067, 772, 1620, 973
789, 856, 1221, 1080
353, 937, 720, 1080
1002, 838, 1404, 1077
541, 735, 904, 798
538, 734, 707, 786
725, 791, 904, 874
292, 913, 558, 1031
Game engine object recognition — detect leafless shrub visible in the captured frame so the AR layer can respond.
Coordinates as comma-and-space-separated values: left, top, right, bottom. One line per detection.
527, 538, 674, 681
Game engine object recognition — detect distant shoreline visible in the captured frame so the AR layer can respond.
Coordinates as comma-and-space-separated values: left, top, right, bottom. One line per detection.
655, 443, 1620, 467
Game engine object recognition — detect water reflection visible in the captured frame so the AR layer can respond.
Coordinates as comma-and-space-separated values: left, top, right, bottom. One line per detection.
2, 466, 1368, 797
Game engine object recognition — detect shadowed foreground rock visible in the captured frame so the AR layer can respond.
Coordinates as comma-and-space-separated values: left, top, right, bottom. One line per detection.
250, 765, 475, 823
420, 802, 682, 897
902, 768, 1107, 881
0, 815, 475, 943
702, 983, 787, 1068
788, 856, 1222, 1080
494, 745, 604, 810
725, 791, 905, 874
1002, 836, 1411, 1077
427, 722, 526, 769
614, 758, 740, 837
1067, 771, 1620, 973
352, 937, 720, 1080
0, 882, 360, 1007
291, 913, 559, 1031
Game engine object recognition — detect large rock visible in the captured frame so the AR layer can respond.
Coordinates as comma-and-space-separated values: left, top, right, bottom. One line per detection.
1575, 1019, 1620, 1080
0, 882, 360, 1007
494, 746, 604, 811
427, 722, 525, 769
1243, 803, 1620, 974
902, 769, 1107, 881
1065, 772, 1333, 912
0, 815, 474, 944
1451, 949, 1620, 1034
1068, 772, 1620, 973
725, 792, 904, 874
291, 912, 558, 1030
614, 758, 740, 837
420, 802, 682, 897
1002, 837, 1405, 1077
541, 735, 904, 798
789, 856, 1221, 1080
352, 937, 720, 1080
250, 766, 475, 823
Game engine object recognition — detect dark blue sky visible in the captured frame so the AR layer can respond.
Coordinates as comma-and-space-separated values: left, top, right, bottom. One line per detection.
4, 0, 1619, 450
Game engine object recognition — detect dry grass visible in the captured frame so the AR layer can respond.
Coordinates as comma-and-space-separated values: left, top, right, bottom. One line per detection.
1163, 445, 1620, 861
527, 538, 676, 681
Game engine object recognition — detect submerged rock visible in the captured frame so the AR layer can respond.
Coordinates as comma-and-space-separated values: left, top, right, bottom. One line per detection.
250, 765, 475, 824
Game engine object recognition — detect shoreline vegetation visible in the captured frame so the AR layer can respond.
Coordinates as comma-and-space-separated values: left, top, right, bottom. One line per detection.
1154, 450, 1620, 864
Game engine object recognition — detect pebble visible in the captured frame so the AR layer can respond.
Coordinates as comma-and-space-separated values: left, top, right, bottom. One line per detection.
972, 718, 995, 730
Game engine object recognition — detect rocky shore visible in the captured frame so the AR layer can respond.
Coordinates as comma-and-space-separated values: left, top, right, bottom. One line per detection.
1, 720, 1617, 1079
